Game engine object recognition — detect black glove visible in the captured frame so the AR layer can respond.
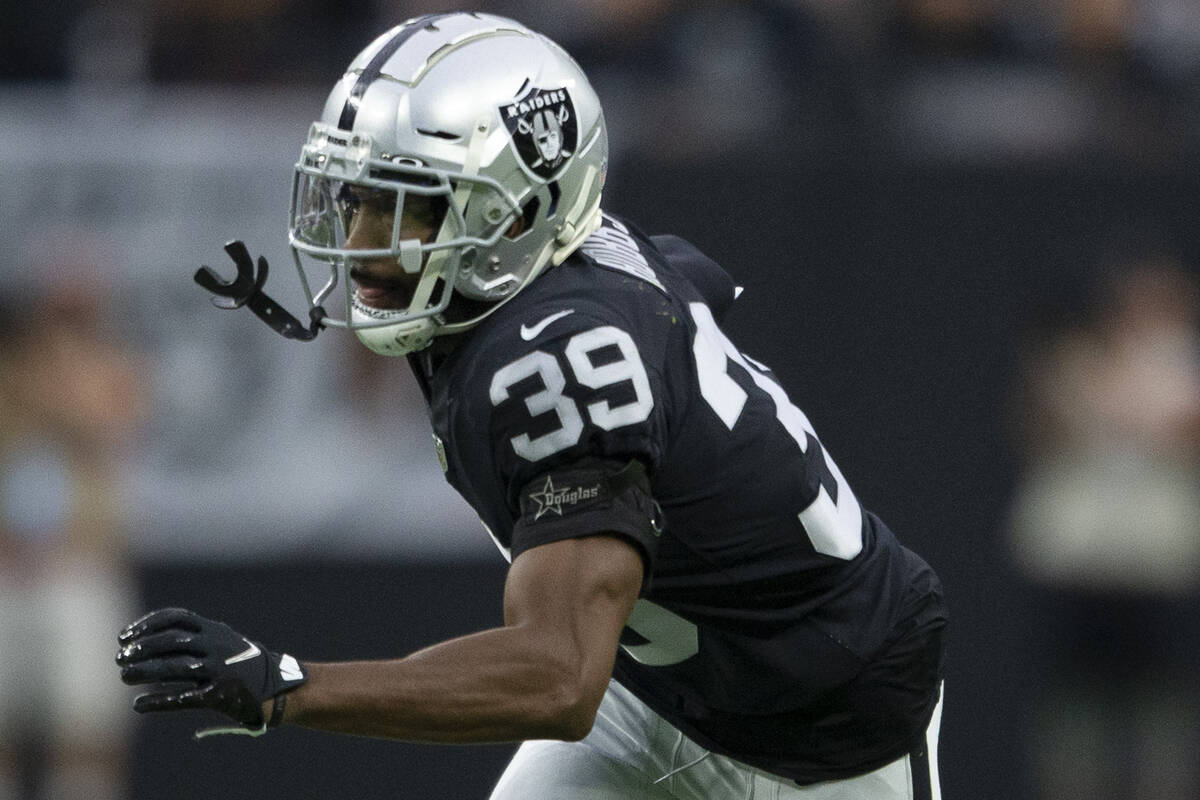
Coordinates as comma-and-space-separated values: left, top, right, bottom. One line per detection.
116, 607, 307, 737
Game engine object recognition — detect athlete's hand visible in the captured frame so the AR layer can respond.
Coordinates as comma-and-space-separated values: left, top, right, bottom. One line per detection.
116, 607, 306, 733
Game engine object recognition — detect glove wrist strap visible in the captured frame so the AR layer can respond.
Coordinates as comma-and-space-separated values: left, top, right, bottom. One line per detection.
268, 691, 288, 729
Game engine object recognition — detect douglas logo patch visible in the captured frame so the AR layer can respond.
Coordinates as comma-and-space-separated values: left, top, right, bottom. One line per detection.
525, 476, 601, 521
500, 86, 577, 180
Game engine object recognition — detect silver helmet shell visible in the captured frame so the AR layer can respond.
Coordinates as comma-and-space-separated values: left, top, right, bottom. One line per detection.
288, 13, 608, 355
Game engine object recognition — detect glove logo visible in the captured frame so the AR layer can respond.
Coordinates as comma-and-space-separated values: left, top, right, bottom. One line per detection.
500, 86, 578, 180
279, 654, 304, 682
224, 638, 262, 665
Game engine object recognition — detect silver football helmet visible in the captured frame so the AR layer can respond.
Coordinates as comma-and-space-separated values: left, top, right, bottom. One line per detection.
288, 12, 608, 355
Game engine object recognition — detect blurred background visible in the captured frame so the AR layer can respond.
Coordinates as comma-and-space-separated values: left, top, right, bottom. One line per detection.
3, 1, 1200, 798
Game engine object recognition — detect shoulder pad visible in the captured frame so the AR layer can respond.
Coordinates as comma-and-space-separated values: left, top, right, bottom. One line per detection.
649, 235, 738, 321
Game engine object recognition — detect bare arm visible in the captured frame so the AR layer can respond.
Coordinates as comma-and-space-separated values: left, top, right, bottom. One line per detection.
281, 533, 643, 743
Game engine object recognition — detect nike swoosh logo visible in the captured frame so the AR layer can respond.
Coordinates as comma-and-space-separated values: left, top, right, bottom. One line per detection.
520, 309, 575, 341
224, 639, 262, 665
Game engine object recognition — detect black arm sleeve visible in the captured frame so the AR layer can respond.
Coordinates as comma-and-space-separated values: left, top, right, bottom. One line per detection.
512, 457, 662, 581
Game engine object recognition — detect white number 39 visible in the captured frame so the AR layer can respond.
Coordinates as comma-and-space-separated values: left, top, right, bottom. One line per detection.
489, 325, 654, 462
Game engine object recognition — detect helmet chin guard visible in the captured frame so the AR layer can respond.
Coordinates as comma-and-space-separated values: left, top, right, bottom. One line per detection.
351, 301, 437, 355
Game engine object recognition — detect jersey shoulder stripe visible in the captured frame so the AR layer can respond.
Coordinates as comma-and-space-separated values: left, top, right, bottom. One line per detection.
578, 213, 667, 293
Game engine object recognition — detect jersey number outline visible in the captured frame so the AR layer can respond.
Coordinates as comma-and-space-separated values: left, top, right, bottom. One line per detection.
488, 325, 653, 462
621, 599, 699, 666
622, 304, 866, 667
690, 301, 863, 560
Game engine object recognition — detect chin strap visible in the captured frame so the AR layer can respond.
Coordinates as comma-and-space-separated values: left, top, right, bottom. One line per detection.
550, 165, 602, 266
194, 240, 325, 341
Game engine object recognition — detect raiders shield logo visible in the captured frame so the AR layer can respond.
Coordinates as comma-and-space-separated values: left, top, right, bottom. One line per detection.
500, 86, 578, 180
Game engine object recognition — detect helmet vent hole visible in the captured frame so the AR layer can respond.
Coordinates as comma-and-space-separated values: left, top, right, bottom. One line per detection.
547, 181, 561, 217
505, 198, 540, 240
417, 129, 460, 141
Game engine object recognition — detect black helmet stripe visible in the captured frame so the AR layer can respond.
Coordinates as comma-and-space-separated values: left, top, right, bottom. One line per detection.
337, 14, 452, 132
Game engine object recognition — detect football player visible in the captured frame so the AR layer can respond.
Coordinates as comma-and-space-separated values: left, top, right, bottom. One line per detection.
117, 13, 947, 799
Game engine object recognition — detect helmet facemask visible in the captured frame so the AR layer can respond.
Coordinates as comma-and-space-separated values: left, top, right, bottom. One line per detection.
288, 125, 526, 355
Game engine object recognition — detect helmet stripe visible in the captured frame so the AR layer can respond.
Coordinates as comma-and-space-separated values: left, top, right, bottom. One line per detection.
337, 13, 451, 131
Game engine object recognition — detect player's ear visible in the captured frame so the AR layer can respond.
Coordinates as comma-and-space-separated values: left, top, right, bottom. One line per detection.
505, 217, 527, 239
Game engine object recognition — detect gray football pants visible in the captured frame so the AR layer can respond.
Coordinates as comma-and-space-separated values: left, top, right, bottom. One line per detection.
490, 680, 943, 800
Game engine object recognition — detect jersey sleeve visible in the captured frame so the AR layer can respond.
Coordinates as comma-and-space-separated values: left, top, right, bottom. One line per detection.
452, 305, 671, 566
511, 457, 662, 571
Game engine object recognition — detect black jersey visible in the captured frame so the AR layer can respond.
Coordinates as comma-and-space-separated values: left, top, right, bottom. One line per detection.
409, 213, 946, 783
